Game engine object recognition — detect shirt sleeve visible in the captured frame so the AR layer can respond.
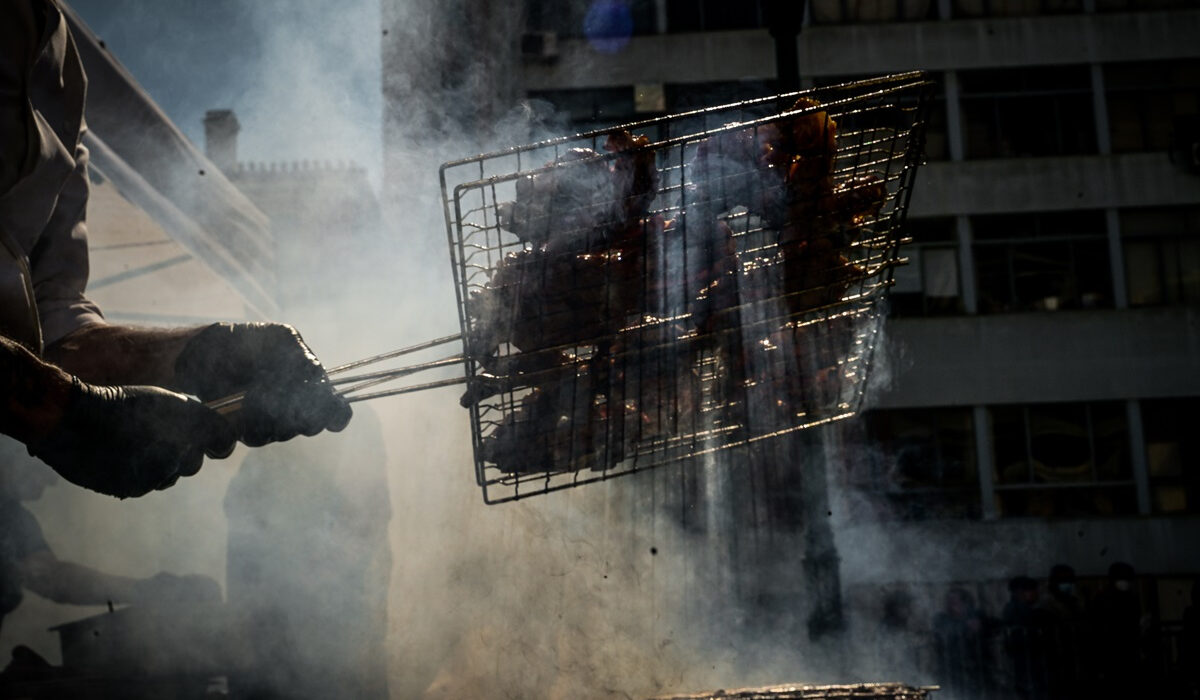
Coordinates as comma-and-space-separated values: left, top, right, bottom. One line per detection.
28, 132, 105, 347
7, 502, 49, 560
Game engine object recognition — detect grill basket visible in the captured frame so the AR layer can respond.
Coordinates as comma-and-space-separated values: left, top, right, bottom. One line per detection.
647, 682, 936, 700
440, 72, 933, 503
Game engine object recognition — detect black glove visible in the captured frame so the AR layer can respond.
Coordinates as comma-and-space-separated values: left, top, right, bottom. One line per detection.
174, 322, 352, 446
27, 377, 237, 499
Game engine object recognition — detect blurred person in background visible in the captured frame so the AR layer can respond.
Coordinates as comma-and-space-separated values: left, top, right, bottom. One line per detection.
1003, 575, 1047, 700
868, 588, 931, 685
0, 437, 220, 679
224, 406, 391, 699
1087, 562, 1146, 699
1, 0, 351, 500
1035, 564, 1088, 700
1182, 581, 1199, 699
932, 586, 997, 700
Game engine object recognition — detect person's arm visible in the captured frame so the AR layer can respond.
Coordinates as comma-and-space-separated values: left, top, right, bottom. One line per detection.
2, 334, 73, 446
19, 549, 221, 607
2, 333, 237, 498
48, 322, 353, 446
18, 549, 139, 605
44, 324, 200, 388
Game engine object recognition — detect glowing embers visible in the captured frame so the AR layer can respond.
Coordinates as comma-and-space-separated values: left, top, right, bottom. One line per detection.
441, 73, 932, 502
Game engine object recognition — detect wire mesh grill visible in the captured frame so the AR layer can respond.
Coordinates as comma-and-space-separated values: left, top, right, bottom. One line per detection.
647, 682, 937, 700
440, 72, 933, 504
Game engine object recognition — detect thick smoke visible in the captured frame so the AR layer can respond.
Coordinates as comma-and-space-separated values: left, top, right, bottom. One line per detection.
2, 2, 977, 699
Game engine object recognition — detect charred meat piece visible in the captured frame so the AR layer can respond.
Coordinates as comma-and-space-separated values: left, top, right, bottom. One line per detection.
688, 218, 740, 335
499, 147, 616, 250
779, 235, 864, 315
499, 132, 661, 253
480, 383, 604, 474
687, 126, 778, 214
606, 130, 660, 222
830, 173, 888, 226
466, 245, 651, 359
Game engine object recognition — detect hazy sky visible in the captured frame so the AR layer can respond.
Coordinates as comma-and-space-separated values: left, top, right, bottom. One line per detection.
70, 0, 384, 186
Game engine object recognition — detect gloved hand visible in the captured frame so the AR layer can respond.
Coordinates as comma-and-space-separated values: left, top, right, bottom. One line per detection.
27, 377, 237, 499
132, 572, 222, 607
173, 322, 352, 446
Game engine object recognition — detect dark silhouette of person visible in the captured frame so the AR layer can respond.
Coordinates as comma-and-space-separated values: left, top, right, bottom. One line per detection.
1088, 562, 1144, 699
933, 586, 995, 699
870, 588, 925, 683
1003, 575, 1047, 699
1181, 580, 1199, 698
224, 406, 392, 699
0, 436, 219, 678
2, 0, 350, 502
1034, 564, 1088, 700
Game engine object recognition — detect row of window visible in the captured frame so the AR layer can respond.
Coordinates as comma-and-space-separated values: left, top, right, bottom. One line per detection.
812, 0, 1196, 24
528, 61, 1200, 161
522, 0, 1195, 36
959, 61, 1200, 159
892, 206, 1200, 316
844, 398, 1199, 520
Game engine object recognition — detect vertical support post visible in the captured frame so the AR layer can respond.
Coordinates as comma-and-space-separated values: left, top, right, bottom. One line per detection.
766, 0, 806, 94
654, 0, 668, 34
1107, 208, 1129, 309
800, 427, 845, 640
1091, 64, 1131, 310
956, 216, 979, 314
944, 70, 979, 315
974, 405, 998, 519
1127, 400, 1152, 515
1091, 64, 1112, 156
944, 70, 965, 162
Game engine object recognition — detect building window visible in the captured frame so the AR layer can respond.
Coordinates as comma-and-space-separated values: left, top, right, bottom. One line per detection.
526, 0, 657, 37
972, 211, 1113, 314
1105, 60, 1200, 154
664, 80, 775, 112
813, 73, 950, 161
958, 66, 1097, 159
951, 0, 1082, 17
990, 402, 1136, 518
527, 87, 637, 133
851, 407, 981, 520
924, 79, 951, 162
890, 218, 964, 316
1096, 0, 1197, 11
809, 0, 937, 24
660, 80, 776, 138
1122, 206, 1200, 307
665, 0, 767, 31
1141, 398, 1200, 515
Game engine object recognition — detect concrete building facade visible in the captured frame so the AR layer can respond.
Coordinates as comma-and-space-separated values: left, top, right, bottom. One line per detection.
380, 0, 1200, 691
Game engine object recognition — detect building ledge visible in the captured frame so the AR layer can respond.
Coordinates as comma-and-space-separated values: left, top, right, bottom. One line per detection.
837, 514, 1200, 583
800, 9, 1200, 76
869, 306, 1200, 408
521, 10, 1200, 91
909, 152, 1200, 217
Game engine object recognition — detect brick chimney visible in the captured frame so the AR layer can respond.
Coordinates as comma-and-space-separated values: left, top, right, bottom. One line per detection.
203, 109, 240, 172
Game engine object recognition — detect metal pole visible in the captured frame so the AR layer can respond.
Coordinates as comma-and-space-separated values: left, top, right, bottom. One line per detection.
766, 0, 806, 94
764, 0, 845, 642
798, 426, 845, 640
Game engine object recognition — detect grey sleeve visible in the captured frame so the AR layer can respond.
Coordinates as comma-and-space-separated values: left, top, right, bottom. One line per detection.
29, 136, 105, 347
